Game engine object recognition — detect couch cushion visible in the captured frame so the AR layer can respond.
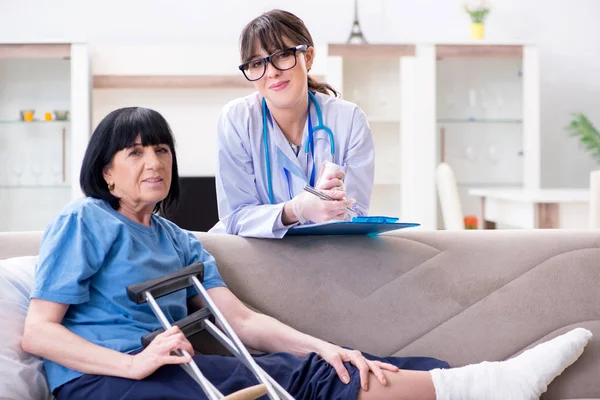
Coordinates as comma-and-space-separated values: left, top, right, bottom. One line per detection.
0, 256, 53, 400
195, 230, 600, 400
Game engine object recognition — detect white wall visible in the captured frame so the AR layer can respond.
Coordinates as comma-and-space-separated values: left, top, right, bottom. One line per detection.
92, 88, 252, 176
1, 0, 599, 186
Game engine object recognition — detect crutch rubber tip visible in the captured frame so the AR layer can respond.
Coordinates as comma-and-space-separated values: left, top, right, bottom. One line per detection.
222, 384, 268, 400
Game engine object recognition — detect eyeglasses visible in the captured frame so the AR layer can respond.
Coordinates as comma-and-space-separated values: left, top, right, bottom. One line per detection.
239, 44, 308, 82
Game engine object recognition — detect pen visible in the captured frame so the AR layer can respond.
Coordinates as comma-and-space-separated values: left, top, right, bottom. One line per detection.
303, 185, 356, 214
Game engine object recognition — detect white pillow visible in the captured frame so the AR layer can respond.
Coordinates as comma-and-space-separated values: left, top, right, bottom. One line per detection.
0, 256, 54, 400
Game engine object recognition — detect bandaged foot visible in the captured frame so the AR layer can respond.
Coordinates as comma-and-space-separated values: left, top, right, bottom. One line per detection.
430, 328, 592, 400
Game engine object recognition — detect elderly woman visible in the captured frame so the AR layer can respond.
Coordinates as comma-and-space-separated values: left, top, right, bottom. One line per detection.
22, 107, 591, 400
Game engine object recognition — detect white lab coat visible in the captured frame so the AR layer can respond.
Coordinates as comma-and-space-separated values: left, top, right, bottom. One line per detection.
210, 91, 374, 238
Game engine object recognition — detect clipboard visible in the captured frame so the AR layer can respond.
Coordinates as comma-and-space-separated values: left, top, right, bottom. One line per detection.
286, 216, 420, 236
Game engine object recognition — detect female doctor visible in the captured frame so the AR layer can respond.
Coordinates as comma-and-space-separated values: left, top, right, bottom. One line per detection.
211, 9, 374, 238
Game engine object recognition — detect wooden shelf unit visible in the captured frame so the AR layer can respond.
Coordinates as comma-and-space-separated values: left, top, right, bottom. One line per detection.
436, 44, 523, 59
0, 44, 71, 59
93, 75, 252, 89
328, 43, 415, 58
93, 74, 326, 89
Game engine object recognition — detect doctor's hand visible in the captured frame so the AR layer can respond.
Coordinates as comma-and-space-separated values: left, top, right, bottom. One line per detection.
316, 162, 346, 193
128, 326, 194, 380
289, 190, 355, 224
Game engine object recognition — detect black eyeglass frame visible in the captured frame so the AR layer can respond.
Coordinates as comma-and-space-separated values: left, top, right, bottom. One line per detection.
238, 44, 309, 82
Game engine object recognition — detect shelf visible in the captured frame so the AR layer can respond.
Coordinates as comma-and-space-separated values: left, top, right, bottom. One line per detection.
0, 120, 70, 125
0, 44, 71, 59
0, 184, 70, 189
329, 44, 522, 59
93, 75, 253, 89
436, 45, 523, 59
328, 44, 415, 58
437, 118, 522, 124
93, 74, 326, 89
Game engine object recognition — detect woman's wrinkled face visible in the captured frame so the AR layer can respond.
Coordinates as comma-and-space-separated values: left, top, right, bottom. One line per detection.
250, 38, 314, 110
103, 136, 172, 211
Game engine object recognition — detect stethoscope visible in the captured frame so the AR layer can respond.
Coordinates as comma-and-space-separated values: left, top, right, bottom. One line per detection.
262, 91, 335, 204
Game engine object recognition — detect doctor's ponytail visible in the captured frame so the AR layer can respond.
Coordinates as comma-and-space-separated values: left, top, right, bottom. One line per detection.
240, 9, 340, 97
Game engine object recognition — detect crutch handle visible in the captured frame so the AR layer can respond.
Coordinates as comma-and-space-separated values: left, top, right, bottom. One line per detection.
141, 307, 214, 347
223, 384, 268, 400
126, 262, 204, 304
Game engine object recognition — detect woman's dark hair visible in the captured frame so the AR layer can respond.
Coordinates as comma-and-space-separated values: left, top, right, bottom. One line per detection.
79, 107, 179, 215
240, 9, 339, 97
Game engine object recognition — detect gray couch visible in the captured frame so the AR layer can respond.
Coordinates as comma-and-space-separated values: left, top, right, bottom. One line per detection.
1, 229, 599, 400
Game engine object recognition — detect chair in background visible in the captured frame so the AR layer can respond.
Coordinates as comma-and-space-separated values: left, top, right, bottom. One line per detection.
436, 162, 465, 230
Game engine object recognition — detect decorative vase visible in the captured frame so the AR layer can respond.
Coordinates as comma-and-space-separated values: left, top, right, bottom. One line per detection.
470, 22, 485, 40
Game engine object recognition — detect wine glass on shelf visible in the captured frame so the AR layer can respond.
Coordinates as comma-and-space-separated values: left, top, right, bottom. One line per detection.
30, 159, 44, 186
465, 146, 477, 163
10, 154, 25, 186
28, 140, 43, 185
467, 88, 478, 120
49, 153, 63, 185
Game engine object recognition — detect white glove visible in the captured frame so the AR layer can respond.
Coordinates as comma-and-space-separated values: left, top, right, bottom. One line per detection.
290, 190, 356, 224
316, 161, 345, 193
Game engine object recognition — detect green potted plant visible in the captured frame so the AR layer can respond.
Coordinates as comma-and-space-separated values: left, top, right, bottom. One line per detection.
567, 113, 600, 162
568, 112, 600, 228
464, 1, 491, 40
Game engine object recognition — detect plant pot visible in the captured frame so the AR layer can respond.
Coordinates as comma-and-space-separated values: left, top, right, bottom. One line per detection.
470, 22, 485, 40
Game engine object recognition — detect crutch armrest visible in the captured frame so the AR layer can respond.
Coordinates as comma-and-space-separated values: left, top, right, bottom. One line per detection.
126, 262, 205, 304
141, 307, 214, 347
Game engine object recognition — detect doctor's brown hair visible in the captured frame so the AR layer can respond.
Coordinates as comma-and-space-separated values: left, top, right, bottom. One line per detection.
239, 9, 339, 97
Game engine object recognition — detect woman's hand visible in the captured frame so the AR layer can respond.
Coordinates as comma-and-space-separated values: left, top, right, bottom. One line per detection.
128, 326, 194, 380
317, 344, 399, 391
290, 190, 355, 224
315, 162, 346, 193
